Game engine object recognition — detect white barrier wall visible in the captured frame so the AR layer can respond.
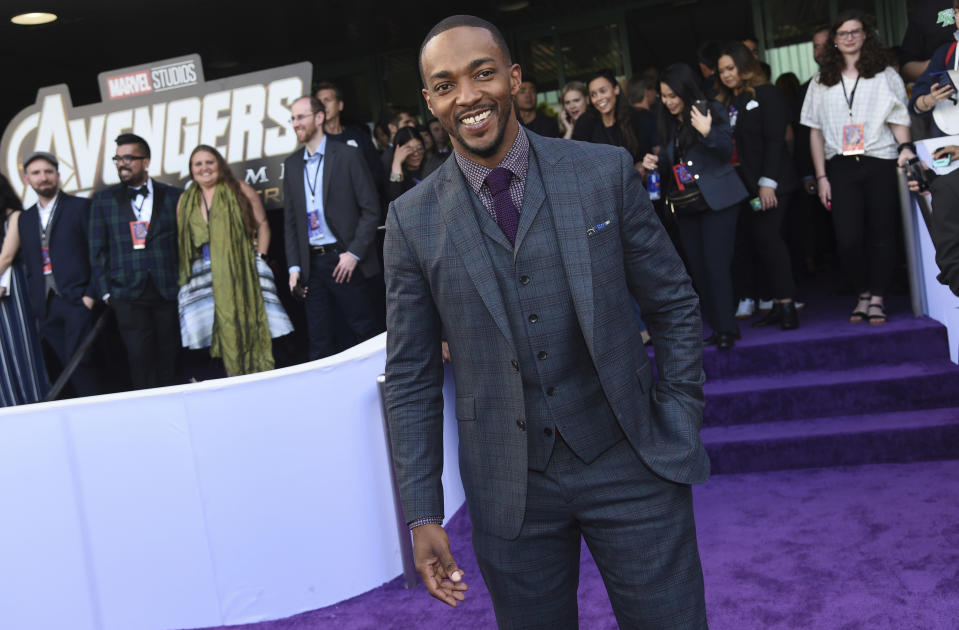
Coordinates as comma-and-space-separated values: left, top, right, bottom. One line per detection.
0, 333, 465, 630
916, 139, 959, 363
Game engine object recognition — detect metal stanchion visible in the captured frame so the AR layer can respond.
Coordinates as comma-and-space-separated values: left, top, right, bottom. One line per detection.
898, 169, 927, 318
43, 309, 110, 402
376, 374, 418, 590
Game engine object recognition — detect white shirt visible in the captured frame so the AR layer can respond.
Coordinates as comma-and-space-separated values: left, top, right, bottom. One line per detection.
800, 66, 910, 161
37, 191, 59, 231
129, 177, 154, 223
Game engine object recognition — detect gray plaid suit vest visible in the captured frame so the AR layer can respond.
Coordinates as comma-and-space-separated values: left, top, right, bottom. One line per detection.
470, 150, 623, 471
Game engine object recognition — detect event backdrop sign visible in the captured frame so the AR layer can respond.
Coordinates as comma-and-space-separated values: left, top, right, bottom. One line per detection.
1, 54, 312, 210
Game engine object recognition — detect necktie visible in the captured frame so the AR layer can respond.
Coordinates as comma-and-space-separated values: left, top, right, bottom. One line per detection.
130, 185, 149, 200
485, 167, 519, 244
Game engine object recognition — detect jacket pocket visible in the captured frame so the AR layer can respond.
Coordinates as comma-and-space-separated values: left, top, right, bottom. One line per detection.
455, 395, 476, 422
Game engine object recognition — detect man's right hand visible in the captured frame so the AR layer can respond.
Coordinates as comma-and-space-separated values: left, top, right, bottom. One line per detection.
412, 523, 468, 607
288, 270, 300, 293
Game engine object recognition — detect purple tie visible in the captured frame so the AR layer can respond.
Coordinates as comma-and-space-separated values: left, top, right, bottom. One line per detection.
485, 167, 520, 245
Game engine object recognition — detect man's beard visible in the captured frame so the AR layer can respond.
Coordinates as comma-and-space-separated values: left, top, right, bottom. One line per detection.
32, 184, 57, 198
448, 102, 510, 159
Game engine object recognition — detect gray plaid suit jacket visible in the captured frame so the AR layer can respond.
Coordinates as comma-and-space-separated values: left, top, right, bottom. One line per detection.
384, 131, 709, 540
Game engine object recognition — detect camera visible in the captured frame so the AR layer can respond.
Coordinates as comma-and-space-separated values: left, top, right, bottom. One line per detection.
906, 157, 938, 192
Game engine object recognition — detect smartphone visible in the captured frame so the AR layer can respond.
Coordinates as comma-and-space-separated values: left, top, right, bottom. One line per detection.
692, 99, 708, 115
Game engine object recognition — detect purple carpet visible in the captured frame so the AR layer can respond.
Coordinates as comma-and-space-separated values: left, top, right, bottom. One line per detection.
190, 294, 959, 629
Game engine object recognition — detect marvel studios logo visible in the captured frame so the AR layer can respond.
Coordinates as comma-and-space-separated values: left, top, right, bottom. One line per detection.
106, 60, 199, 100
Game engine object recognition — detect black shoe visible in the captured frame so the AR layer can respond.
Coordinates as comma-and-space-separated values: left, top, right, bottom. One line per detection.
704, 332, 718, 345
752, 303, 783, 327
706, 326, 741, 344
780, 301, 800, 330
717, 333, 735, 350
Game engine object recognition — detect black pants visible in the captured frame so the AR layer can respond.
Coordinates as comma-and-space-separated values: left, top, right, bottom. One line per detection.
740, 194, 797, 299
111, 279, 179, 389
305, 250, 379, 360
41, 295, 100, 396
826, 156, 899, 296
675, 203, 739, 335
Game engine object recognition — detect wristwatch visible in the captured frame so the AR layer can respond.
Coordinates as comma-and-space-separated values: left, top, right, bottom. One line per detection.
389, 171, 404, 182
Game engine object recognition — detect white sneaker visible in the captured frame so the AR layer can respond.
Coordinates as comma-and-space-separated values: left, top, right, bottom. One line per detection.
795, 301, 806, 310
735, 298, 756, 318
758, 299, 774, 312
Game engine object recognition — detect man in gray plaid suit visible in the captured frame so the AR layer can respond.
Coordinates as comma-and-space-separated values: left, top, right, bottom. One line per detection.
384, 15, 710, 629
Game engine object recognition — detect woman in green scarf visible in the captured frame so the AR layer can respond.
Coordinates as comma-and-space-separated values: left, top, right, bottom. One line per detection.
177, 145, 292, 376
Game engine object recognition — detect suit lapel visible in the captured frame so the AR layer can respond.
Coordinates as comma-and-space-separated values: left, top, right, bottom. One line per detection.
513, 154, 545, 254
114, 186, 137, 223
531, 136, 596, 357
46, 193, 67, 239
437, 159, 515, 350
321, 141, 334, 209
146, 179, 164, 240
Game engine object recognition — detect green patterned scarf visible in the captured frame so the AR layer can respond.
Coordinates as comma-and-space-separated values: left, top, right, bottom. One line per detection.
178, 183, 273, 375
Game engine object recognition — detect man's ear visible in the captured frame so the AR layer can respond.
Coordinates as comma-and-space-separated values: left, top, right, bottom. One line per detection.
422, 89, 434, 117
509, 63, 522, 97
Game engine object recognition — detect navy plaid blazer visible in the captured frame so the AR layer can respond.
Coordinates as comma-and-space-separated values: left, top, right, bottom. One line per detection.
89, 179, 181, 301
384, 131, 709, 539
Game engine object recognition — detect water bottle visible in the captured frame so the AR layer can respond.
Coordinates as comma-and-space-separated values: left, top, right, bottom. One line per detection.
647, 170, 661, 201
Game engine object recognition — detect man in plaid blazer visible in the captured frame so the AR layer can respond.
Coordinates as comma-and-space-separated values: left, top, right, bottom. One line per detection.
89, 134, 181, 389
384, 16, 709, 629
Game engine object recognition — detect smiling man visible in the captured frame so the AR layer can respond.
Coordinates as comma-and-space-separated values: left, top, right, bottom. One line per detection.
89, 133, 182, 389
384, 14, 710, 630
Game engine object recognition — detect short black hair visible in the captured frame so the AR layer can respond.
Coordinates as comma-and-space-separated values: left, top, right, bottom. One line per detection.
520, 78, 538, 91
314, 81, 343, 102
418, 15, 511, 85
115, 133, 150, 158
697, 40, 721, 71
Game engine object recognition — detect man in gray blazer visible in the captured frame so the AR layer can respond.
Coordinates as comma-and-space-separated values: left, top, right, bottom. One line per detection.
283, 95, 380, 360
384, 15, 710, 630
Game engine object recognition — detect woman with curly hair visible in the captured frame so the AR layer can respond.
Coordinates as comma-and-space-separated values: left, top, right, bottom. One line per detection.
800, 9, 912, 325
177, 145, 292, 376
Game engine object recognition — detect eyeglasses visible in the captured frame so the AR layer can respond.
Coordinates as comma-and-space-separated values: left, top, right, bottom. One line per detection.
836, 28, 864, 40
289, 113, 319, 124
112, 154, 146, 164
407, 147, 425, 155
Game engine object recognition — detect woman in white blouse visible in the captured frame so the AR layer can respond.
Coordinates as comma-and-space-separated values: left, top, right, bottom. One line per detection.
801, 10, 913, 325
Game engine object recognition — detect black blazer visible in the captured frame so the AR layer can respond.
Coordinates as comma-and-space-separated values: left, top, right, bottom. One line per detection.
283, 139, 382, 282
88, 179, 181, 301
731, 84, 799, 197
18, 192, 95, 318
659, 101, 748, 211
930, 169, 959, 296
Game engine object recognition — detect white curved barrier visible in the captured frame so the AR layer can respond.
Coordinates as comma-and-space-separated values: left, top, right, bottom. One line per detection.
0, 332, 465, 630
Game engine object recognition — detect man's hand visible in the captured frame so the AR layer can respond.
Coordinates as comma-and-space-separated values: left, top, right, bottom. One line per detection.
332, 252, 358, 284
412, 524, 467, 607
81, 296, 95, 310
289, 270, 300, 293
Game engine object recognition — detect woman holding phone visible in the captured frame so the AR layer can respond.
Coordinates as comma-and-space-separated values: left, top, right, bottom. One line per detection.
716, 41, 801, 330
642, 63, 748, 350
557, 81, 588, 140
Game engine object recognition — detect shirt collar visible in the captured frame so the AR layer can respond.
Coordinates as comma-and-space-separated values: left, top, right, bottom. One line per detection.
303, 136, 327, 161
37, 191, 60, 213
453, 126, 530, 196
128, 178, 153, 194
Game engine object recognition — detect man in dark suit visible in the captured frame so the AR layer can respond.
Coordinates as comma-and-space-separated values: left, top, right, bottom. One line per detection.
515, 79, 559, 138
18, 151, 100, 396
283, 96, 381, 360
89, 133, 181, 389
385, 15, 709, 629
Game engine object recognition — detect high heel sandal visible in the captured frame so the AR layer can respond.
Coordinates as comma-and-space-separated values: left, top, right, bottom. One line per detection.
849, 294, 870, 323
867, 302, 887, 325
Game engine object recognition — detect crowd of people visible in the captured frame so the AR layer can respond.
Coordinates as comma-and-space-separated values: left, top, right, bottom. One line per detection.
0, 6, 950, 406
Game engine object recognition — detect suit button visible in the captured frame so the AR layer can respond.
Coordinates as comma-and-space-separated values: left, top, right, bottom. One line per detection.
528, 313, 539, 323
511, 359, 519, 371
693, 174, 700, 180
537, 351, 547, 360
546, 386, 556, 396
544, 427, 553, 437
516, 420, 527, 431
687, 160, 693, 166
520, 275, 530, 285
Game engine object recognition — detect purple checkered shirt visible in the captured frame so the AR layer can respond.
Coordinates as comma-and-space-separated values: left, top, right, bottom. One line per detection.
453, 127, 530, 221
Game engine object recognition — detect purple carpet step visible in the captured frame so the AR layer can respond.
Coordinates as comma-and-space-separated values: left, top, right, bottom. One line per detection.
702, 407, 959, 474
703, 360, 959, 426
701, 317, 949, 379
